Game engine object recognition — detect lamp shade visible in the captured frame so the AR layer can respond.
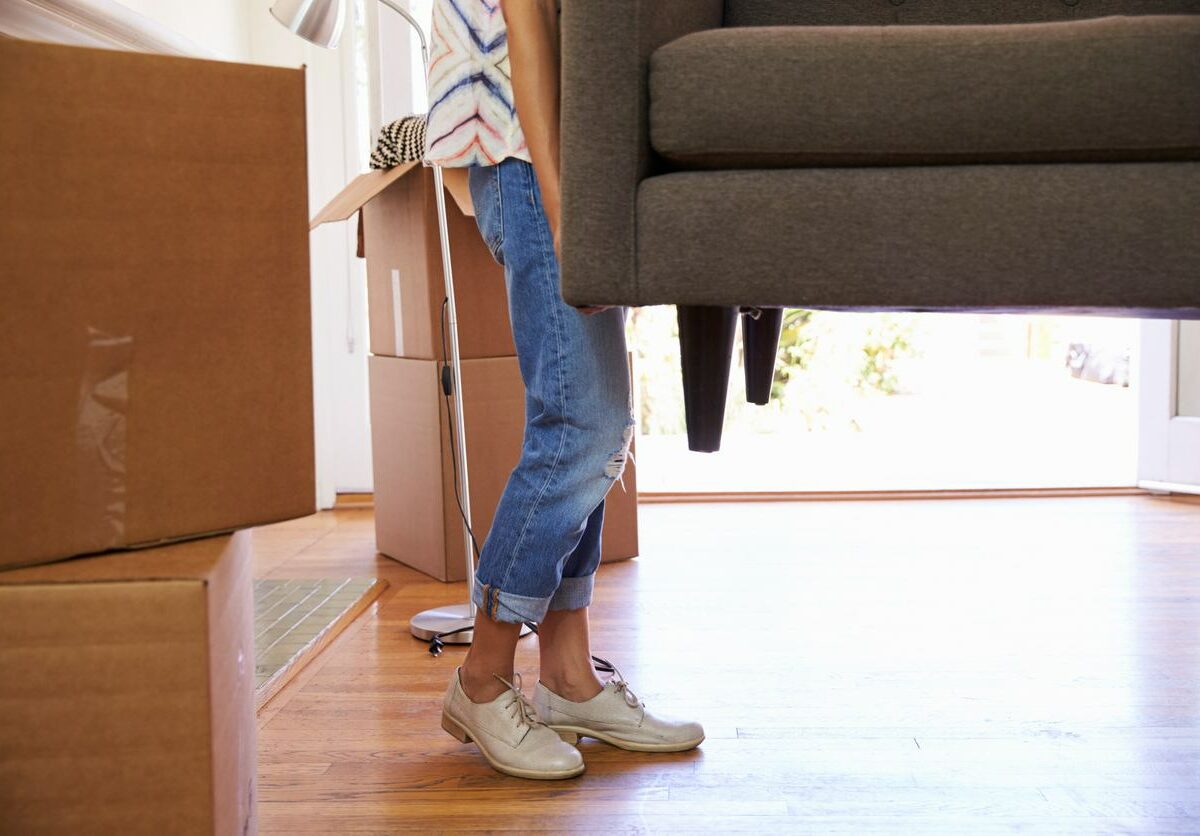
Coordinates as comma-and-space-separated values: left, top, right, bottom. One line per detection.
269, 0, 346, 48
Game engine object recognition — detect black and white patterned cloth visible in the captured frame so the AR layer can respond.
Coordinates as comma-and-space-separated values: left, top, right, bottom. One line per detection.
369, 114, 427, 170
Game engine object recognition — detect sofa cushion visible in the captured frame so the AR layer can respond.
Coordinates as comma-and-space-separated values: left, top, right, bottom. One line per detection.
723, 0, 1200, 28
634, 163, 1200, 316
649, 15, 1200, 168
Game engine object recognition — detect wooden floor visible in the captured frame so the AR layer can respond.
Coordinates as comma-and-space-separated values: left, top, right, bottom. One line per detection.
253, 494, 1200, 834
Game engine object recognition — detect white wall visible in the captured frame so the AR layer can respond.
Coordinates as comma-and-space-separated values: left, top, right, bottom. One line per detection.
374, 0, 429, 130
248, 0, 375, 501
112, 0, 251, 59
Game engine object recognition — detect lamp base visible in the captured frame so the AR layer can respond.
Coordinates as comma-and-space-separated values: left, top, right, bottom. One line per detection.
410, 603, 533, 643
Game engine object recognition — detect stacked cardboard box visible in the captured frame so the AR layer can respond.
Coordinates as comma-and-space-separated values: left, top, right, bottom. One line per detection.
1, 38, 317, 834
0, 533, 257, 834
313, 162, 639, 582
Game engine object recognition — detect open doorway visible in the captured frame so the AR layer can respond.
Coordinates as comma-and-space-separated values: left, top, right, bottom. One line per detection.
630, 310, 1140, 493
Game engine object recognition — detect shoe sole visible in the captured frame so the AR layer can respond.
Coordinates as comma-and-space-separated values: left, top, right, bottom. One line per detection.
441, 711, 585, 780
551, 725, 705, 753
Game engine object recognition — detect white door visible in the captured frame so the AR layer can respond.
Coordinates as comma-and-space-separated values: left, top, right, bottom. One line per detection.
1138, 320, 1200, 493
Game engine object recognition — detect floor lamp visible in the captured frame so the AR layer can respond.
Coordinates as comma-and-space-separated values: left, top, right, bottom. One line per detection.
272, 0, 506, 645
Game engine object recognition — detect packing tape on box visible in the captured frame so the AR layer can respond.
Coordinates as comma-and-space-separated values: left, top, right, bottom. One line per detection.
75, 325, 132, 548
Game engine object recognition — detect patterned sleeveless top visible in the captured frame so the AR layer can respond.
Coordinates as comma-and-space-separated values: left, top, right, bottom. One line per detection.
423, 0, 561, 167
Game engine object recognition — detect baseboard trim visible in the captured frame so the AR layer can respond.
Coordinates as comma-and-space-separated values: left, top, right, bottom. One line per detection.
638, 486, 1150, 503
340, 486, 1153, 508
1138, 479, 1200, 497
334, 492, 375, 509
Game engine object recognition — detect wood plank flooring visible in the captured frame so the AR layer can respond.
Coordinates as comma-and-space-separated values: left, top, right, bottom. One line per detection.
252, 493, 1200, 834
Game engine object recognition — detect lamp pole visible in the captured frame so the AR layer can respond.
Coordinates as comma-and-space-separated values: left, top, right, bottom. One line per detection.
380, 1, 480, 633
272, 0, 504, 643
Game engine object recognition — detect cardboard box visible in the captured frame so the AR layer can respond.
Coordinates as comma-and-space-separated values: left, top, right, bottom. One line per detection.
0, 531, 256, 835
311, 162, 516, 359
369, 353, 639, 582
0, 39, 316, 569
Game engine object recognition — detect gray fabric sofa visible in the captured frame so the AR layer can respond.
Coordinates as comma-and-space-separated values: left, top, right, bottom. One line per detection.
559, 0, 1200, 451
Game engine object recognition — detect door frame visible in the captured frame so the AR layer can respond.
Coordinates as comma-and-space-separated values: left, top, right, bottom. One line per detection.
1138, 319, 1200, 494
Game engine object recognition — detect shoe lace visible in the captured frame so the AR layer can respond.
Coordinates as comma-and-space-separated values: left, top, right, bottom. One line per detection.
607, 664, 644, 709
493, 672, 544, 729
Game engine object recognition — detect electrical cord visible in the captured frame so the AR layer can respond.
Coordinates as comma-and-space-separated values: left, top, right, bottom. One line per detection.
439, 296, 482, 567
430, 296, 616, 678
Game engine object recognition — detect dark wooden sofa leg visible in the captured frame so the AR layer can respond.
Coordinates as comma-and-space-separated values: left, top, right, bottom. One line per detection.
677, 304, 738, 453
740, 306, 784, 405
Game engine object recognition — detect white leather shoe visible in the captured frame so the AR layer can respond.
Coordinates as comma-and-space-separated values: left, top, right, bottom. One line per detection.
532, 666, 705, 753
441, 667, 584, 780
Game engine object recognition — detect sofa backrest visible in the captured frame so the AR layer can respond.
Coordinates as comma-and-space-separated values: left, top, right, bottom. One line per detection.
724, 0, 1200, 26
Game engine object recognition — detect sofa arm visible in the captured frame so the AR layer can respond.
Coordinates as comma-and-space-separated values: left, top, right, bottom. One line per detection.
560, 0, 723, 307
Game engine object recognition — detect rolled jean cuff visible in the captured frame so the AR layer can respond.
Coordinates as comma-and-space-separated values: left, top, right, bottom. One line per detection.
547, 573, 595, 613
473, 579, 550, 624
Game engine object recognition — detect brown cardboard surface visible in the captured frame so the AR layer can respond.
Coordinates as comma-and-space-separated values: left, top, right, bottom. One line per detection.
309, 164, 472, 228
0, 38, 316, 569
601, 424, 640, 565
368, 353, 638, 582
0, 532, 257, 835
435, 355, 529, 582
310, 163, 417, 227
315, 162, 515, 359
369, 355, 449, 579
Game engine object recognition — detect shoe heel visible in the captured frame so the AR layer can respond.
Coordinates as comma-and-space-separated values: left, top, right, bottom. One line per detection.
556, 729, 580, 745
441, 712, 470, 743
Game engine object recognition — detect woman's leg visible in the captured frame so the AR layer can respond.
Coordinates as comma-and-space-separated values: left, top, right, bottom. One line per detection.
459, 618, 522, 702
537, 499, 606, 701
452, 156, 632, 701
458, 485, 616, 706
468, 156, 633, 631
538, 605, 603, 701
438, 155, 631, 779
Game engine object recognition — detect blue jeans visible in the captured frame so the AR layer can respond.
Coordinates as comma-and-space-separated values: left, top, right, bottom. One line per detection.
466, 156, 635, 625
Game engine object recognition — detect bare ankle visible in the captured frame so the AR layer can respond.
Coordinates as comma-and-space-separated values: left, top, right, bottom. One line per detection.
459, 664, 510, 704
539, 668, 603, 702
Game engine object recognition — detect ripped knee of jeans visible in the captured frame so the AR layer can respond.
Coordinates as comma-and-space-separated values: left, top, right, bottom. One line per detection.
604, 420, 636, 489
